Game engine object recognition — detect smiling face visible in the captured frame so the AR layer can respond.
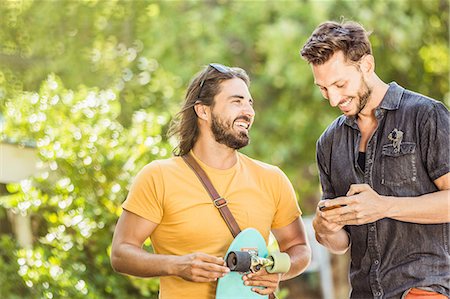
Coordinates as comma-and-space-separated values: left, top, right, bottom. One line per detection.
312, 51, 373, 116
209, 77, 255, 149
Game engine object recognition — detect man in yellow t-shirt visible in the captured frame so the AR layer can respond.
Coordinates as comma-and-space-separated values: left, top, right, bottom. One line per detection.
111, 63, 311, 299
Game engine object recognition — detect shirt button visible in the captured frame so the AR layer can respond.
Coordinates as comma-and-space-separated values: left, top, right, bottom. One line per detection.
370, 226, 375, 232
375, 291, 381, 296
374, 260, 379, 265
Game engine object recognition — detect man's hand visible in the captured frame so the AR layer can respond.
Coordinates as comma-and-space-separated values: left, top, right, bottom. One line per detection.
175, 253, 230, 282
314, 202, 345, 235
321, 184, 389, 225
242, 269, 281, 295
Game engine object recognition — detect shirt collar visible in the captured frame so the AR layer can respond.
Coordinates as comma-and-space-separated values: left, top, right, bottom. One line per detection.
379, 82, 403, 110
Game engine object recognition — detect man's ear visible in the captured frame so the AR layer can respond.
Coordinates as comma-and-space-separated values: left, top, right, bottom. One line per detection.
194, 103, 209, 120
360, 54, 375, 74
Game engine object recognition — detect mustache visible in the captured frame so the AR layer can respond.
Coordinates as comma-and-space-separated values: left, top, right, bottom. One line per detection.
234, 115, 252, 123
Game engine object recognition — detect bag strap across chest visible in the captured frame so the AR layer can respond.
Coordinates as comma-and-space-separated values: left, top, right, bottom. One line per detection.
182, 153, 241, 238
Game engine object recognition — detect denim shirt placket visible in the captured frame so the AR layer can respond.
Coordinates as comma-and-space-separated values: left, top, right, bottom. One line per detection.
368, 108, 386, 298
349, 108, 385, 298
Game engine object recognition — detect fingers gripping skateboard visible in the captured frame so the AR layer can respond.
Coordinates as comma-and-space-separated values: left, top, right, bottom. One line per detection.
226, 250, 290, 274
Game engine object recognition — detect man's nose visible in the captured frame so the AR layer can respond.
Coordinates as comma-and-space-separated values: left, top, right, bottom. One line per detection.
328, 90, 341, 107
243, 102, 255, 118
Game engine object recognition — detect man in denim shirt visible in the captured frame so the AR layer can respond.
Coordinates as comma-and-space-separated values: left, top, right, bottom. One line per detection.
300, 21, 450, 298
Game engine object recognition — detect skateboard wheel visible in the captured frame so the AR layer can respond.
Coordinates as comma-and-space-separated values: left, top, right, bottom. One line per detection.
266, 252, 290, 274
226, 251, 251, 272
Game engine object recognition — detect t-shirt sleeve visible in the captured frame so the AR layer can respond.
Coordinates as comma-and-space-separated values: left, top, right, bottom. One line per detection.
271, 167, 301, 229
122, 161, 164, 223
420, 102, 450, 181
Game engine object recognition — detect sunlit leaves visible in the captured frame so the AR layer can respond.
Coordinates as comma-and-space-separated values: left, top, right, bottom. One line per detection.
1, 71, 170, 297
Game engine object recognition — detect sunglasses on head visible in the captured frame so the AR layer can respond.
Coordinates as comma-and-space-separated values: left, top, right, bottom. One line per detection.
196, 63, 231, 102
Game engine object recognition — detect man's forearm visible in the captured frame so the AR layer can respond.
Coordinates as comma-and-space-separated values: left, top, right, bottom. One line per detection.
315, 229, 350, 255
385, 189, 450, 224
111, 243, 177, 277
281, 244, 311, 280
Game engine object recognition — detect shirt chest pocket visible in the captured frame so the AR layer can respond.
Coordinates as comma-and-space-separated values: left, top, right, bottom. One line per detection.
381, 142, 417, 186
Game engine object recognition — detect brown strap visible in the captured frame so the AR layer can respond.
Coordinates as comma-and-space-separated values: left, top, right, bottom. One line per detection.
182, 153, 241, 238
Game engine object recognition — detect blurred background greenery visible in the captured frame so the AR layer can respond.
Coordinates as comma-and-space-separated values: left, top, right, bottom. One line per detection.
0, 0, 448, 298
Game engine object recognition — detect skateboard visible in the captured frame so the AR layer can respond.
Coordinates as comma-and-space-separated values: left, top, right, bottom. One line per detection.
216, 228, 291, 299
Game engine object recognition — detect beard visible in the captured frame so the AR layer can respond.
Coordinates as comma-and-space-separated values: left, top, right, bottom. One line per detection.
356, 76, 372, 114
211, 112, 250, 150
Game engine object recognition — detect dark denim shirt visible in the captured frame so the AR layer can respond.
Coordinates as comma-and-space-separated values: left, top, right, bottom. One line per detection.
316, 82, 450, 299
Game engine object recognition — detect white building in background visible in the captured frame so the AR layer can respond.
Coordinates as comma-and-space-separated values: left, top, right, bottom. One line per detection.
0, 141, 39, 184
0, 131, 39, 248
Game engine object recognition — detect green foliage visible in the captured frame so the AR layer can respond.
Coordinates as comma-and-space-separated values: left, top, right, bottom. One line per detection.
1, 73, 167, 298
0, 0, 447, 298
0, 234, 33, 298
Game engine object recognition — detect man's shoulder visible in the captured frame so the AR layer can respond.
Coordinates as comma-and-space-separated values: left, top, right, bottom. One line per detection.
238, 152, 282, 174
140, 156, 183, 174
401, 88, 448, 113
318, 115, 347, 144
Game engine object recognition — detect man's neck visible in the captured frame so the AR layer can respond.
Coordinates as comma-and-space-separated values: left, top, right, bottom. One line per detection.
358, 76, 389, 122
191, 137, 238, 170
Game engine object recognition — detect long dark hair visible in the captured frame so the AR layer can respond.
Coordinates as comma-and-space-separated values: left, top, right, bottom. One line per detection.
168, 64, 250, 156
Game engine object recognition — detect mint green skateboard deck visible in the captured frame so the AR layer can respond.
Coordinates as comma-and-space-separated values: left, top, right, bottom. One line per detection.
216, 228, 290, 299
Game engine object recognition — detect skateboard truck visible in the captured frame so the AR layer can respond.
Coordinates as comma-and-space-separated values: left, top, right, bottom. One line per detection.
216, 228, 286, 298
226, 250, 290, 274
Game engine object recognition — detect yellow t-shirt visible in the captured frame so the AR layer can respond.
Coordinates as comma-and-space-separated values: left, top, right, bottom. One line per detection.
122, 151, 301, 299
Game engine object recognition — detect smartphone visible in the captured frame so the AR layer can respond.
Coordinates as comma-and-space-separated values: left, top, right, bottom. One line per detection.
319, 204, 347, 211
